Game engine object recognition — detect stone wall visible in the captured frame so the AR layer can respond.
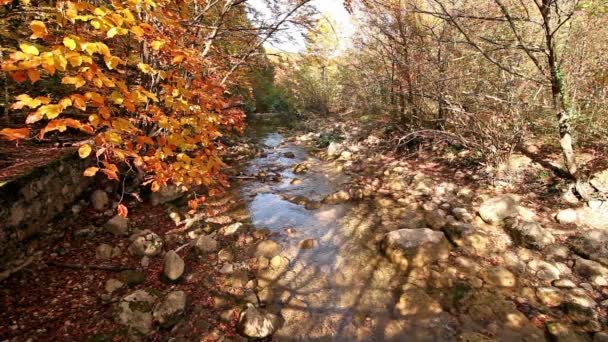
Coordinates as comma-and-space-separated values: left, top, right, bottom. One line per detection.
0, 150, 92, 265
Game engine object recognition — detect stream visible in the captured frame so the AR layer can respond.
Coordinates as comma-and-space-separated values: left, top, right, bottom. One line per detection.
238, 129, 456, 341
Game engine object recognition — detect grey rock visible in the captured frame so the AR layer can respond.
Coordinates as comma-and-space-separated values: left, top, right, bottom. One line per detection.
128, 230, 163, 257
163, 250, 184, 281
104, 215, 129, 236
153, 291, 186, 328
150, 185, 184, 206
478, 194, 520, 224
327, 142, 344, 158
569, 230, 608, 265
116, 290, 158, 334
424, 210, 447, 230
96, 243, 115, 260
195, 235, 218, 253
506, 218, 555, 250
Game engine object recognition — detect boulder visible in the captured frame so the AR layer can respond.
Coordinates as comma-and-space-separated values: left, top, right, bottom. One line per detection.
129, 230, 164, 257
104, 215, 129, 236
150, 185, 184, 206
536, 287, 562, 307
478, 194, 520, 224
381, 228, 450, 271
424, 210, 447, 230
573, 257, 608, 280
153, 291, 186, 328
105, 279, 124, 294
91, 190, 109, 211
163, 250, 184, 281
116, 290, 158, 334
238, 306, 283, 339
195, 235, 218, 253
528, 259, 561, 282
505, 218, 555, 250
254, 240, 281, 258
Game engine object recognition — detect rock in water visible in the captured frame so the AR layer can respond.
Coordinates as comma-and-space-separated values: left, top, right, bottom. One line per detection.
238, 306, 282, 338
321, 190, 351, 204
153, 291, 186, 328
298, 239, 316, 249
104, 214, 129, 236
381, 228, 450, 271
128, 230, 164, 257
327, 142, 344, 158
255, 240, 281, 258
116, 290, 157, 334
91, 190, 109, 211
478, 194, 520, 224
195, 235, 218, 253
163, 250, 184, 281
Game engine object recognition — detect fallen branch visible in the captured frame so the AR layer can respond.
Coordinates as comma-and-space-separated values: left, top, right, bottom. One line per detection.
175, 242, 192, 253
47, 261, 134, 272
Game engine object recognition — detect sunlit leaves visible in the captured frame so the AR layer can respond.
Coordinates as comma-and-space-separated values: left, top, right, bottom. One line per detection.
20, 43, 39, 55
62, 75, 86, 88
30, 21, 48, 39
63, 37, 77, 50
78, 144, 92, 158
83, 167, 99, 177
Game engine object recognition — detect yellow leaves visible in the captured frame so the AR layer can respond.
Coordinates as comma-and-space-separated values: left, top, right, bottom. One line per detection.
30, 21, 48, 39
63, 37, 77, 50
83, 167, 99, 177
20, 43, 39, 56
110, 91, 124, 105
150, 40, 163, 50
0, 128, 30, 141
66, 51, 83, 67
37, 104, 64, 119
41, 52, 56, 74
104, 55, 122, 70
62, 75, 86, 88
78, 144, 92, 158
137, 62, 156, 74
11, 94, 50, 110
172, 55, 185, 64
107, 27, 118, 38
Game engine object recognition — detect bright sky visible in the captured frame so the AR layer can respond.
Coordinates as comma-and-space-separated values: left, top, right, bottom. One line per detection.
248, 0, 355, 53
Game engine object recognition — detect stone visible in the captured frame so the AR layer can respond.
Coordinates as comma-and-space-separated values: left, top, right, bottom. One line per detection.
153, 291, 186, 328
304, 201, 322, 210
141, 256, 150, 268
270, 255, 289, 270
536, 287, 562, 307
297, 239, 316, 249
339, 151, 353, 160
237, 306, 282, 339
293, 164, 308, 174
528, 259, 561, 282
478, 194, 520, 224
394, 288, 442, 316
573, 257, 608, 280
219, 263, 234, 274
283, 152, 296, 158
116, 290, 157, 334
128, 230, 164, 257
105, 279, 124, 294
546, 322, 589, 342
327, 142, 344, 158
163, 250, 184, 281
91, 190, 109, 211
195, 235, 218, 253
104, 215, 129, 236
254, 240, 281, 258
96, 243, 115, 260
321, 190, 351, 204
218, 248, 234, 262
381, 228, 450, 271
481, 267, 517, 287
569, 230, 608, 265
220, 222, 244, 236
556, 209, 579, 224
452, 208, 473, 222
505, 218, 555, 250
553, 279, 577, 288
150, 185, 184, 206
595, 332, 608, 342
562, 289, 597, 322
424, 210, 447, 230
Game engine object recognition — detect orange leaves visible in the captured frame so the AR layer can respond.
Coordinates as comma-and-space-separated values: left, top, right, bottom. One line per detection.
39, 118, 93, 138
83, 167, 99, 177
11, 94, 51, 110
0, 128, 30, 141
117, 204, 128, 218
30, 21, 48, 39
104, 55, 122, 70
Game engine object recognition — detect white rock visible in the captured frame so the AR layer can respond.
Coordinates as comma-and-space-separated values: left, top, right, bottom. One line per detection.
163, 250, 184, 281
153, 291, 186, 327
478, 194, 520, 224
195, 235, 218, 253
128, 230, 163, 257
238, 306, 282, 338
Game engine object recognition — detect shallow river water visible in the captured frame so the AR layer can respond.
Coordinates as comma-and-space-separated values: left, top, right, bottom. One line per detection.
238, 131, 456, 341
